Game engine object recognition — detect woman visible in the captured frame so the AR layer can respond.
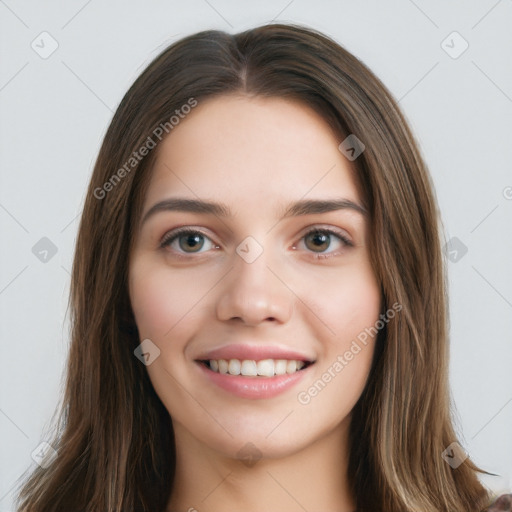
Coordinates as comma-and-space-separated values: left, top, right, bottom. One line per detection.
15, 23, 511, 511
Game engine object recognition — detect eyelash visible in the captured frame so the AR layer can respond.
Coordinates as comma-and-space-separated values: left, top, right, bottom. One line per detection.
159, 226, 353, 261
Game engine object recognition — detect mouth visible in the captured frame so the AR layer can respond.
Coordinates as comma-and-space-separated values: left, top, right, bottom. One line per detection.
196, 358, 315, 377
195, 356, 316, 399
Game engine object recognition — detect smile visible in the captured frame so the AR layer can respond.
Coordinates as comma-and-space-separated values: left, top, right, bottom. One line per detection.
195, 358, 315, 399
199, 358, 312, 377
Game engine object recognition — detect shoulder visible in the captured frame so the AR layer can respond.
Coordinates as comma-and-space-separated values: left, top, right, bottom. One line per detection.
485, 493, 512, 511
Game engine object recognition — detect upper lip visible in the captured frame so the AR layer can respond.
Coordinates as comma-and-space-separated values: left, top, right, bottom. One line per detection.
195, 344, 316, 363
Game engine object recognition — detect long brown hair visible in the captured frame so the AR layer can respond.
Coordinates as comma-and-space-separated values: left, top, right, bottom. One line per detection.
15, 23, 497, 511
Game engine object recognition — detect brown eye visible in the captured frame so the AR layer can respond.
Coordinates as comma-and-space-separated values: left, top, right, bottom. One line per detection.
178, 233, 205, 252
304, 231, 331, 252
160, 229, 217, 255
296, 227, 353, 258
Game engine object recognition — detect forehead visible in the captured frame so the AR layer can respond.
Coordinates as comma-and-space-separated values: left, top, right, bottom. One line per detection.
143, 94, 361, 210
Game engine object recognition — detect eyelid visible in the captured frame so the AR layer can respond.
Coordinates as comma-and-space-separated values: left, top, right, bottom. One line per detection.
292, 225, 353, 260
159, 227, 220, 258
297, 224, 352, 245
159, 224, 353, 259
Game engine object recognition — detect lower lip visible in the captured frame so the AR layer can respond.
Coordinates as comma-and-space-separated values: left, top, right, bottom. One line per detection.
195, 361, 313, 399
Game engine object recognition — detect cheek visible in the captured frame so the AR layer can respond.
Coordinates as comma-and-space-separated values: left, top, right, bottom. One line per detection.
333, 270, 381, 343
298, 259, 382, 343
294, 261, 381, 416
128, 259, 205, 340
129, 266, 174, 339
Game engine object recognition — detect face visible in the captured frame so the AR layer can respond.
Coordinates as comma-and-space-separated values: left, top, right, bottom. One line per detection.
128, 94, 381, 461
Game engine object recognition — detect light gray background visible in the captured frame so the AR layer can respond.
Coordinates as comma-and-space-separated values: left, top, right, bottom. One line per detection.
1, 1, 511, 509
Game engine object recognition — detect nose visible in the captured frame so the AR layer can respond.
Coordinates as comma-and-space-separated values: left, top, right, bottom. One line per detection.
215, 245, 293, 326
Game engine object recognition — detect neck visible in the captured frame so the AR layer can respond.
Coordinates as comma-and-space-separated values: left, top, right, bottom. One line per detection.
166, 417, 356, 512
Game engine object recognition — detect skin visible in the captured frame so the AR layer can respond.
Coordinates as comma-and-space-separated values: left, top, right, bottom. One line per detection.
128, 94, 382, 512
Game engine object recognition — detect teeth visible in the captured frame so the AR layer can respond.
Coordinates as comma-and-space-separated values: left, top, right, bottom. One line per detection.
207, 358, 307, 377
228, 359, 241, 375
218, 359, 229, 374
274, 359, 287, 375
257, 359, 274, 377
240, 360, 258, 376
286, 360, 297, 373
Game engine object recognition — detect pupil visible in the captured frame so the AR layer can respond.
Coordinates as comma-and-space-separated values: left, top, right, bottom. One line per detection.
307, 232, 330, 252
179, 234, 204, 252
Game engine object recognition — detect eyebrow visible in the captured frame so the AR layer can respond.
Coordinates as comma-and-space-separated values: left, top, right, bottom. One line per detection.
140, 197, 367, 226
